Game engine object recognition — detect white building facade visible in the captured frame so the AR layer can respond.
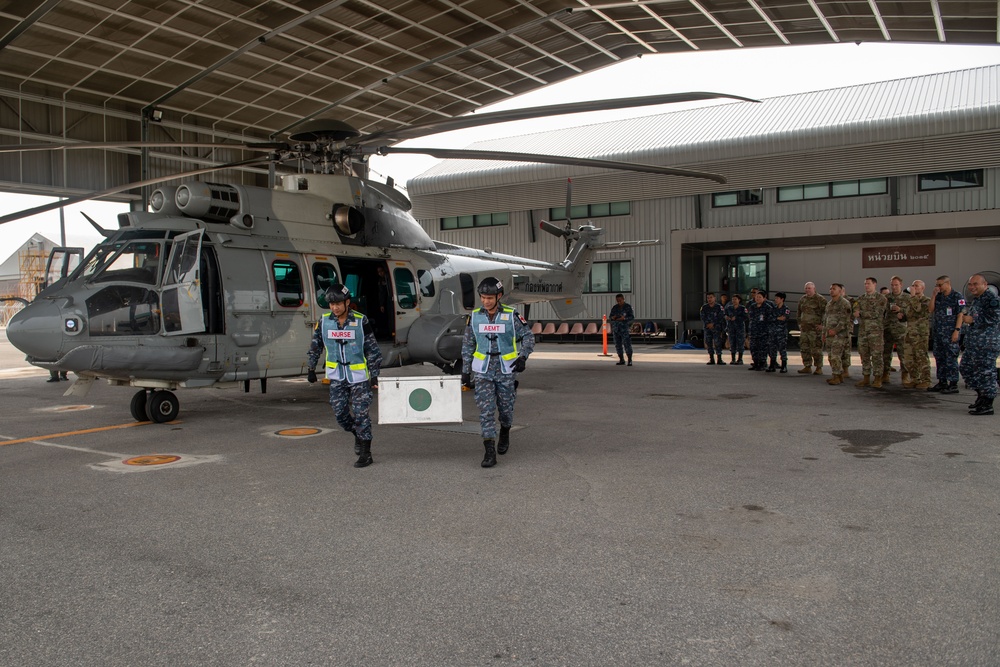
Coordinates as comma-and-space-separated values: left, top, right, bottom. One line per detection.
407, 66, 1000, 333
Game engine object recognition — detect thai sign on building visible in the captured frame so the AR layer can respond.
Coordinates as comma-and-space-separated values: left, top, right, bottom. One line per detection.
862, 244, 936, 269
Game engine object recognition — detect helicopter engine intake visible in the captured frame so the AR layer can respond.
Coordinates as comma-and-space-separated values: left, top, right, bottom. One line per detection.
332, 205, 365, 236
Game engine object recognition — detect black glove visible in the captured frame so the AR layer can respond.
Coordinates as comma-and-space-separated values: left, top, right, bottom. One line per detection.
461, 372, 473, 388
307, 369, 317, 384
369, 377, 378, 391
512, 357, 526, 373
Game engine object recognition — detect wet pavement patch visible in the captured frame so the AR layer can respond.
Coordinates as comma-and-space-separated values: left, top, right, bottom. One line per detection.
829, 429, 922, 459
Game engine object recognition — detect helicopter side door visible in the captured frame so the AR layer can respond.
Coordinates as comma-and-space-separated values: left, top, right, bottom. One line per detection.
160, 229, 205, 336
261, 251, 312, 376
303, 254, 340, 327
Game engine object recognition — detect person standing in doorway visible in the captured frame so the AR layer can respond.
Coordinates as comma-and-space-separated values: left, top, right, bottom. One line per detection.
608, 293, 635, 366
306, 284, 383, 468
461, 277, 535, 467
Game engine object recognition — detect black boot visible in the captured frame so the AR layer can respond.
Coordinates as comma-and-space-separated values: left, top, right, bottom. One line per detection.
766, 360, 777, 373
707, 356, 716, 365
941, 381, 959, 395
497, 426, 511, 455
780, 360, 787, 374
616, 355, 625, 366
970, 397, 994, 416
353, 430, 362, 455
354, 440, 373, 468
736, 353, 743, 366
627, 355, 632, 367
482, 439, 497, 468
717, 354, 726, 366
731, 354, 737, 365
969, 392, 984, 410
927, 380, 946, 392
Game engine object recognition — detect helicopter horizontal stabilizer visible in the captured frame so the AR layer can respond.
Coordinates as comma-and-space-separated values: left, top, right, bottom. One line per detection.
548, 298, 589, 320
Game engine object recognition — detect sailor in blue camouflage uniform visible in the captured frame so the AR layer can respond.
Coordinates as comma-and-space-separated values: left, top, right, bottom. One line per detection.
609, 293, 635, 366
306, 283, 383, 468
768, 292, 791, 373
461, 277, 535, 468
958, 274, 1000, 416
700, 292, 727, 365
928, 275, 965, 394
725, 294, 748, 365
747, 290, 775, 371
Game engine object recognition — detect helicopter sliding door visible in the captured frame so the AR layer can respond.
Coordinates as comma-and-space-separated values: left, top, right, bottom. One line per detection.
160, 229, 205, 336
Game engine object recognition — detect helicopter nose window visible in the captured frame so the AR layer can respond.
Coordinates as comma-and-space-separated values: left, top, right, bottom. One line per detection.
92, 241, 162, 285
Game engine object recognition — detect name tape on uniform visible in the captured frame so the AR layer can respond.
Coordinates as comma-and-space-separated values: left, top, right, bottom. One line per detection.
327, 329, 357, 340
479, 323, 506, 333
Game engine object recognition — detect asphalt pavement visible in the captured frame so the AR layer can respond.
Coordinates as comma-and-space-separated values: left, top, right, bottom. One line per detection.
1, 331, 998, 666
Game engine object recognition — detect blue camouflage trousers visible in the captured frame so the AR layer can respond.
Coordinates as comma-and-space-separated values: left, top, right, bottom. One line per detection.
611, 322, 633, 358
932, 330, 961, 383
704, 326, 724, 356
727, 328, 745, 358
959, 339, 1000, 399
329, 379, 373, 440
769, 327, 787, 364
474, 373, 516, 439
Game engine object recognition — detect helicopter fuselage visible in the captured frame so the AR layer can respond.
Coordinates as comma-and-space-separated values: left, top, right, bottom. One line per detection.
7, 174, 599, 418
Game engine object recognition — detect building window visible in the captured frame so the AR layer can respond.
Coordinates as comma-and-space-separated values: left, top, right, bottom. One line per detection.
549, 201, 630, 220
712, 189, 763, 208
441, 211, 509, 230
778, 178, 888, 202
918, 169, 984, 191
585, 261, 631, 294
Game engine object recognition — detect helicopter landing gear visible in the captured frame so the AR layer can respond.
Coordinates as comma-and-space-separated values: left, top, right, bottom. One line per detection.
129, 390, 148, 422
145, 390, 180, 423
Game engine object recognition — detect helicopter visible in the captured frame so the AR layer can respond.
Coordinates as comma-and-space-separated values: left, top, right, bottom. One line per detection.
2, 92, 751, 424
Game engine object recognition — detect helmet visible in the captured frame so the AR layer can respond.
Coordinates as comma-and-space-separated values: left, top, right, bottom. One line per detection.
477, 277, 503, 296
326, 283, 351, 303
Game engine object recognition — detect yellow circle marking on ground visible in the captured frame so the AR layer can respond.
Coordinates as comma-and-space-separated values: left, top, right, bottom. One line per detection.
123, 455, 182, 466
276, 427, 322, 437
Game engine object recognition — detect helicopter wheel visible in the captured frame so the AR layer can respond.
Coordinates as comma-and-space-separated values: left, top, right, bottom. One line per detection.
145, 390, 179, 423
129, 390, 148, 422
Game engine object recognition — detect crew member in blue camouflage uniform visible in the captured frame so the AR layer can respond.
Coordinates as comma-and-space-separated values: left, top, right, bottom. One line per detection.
769, 292, 791, 373
747, 290, 775, 371
725, 294, 748, 365
700, 292, 727, 365
609, 293, 635, 366
306, 284, 383, 468
958, 274, 1000, 416
928, 275, 965, 394
461, 277, 535, 468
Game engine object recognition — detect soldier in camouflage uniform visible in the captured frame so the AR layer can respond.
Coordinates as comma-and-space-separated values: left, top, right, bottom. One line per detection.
928, 275, 965, 394
824, 283, 853, 385
882, 276, 910, 384
768, 292, 791, 373
901, 279, 932, 390
746, 290, 774, 371
306, 283, 383, 468
725, 294, 748, 365
700, 292, 727, 365
609, 293, 635, 366
853, 277, 888, 388
461, 277, 535, 467
958, 274, 1000, 416
796, 282, 827, 375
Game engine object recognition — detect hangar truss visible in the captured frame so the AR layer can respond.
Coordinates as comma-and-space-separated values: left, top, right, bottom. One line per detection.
0, 0, 997, 202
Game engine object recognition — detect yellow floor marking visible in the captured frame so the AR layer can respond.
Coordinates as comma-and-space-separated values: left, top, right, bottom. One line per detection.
0, 421, 155, 447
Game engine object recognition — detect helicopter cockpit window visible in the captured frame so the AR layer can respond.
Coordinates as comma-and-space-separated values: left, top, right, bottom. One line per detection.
90, 241, 163, 285
417, 270, 435, 298
86, 286, 161, 336
393, 268, 418, 310
272, 260, 304, 308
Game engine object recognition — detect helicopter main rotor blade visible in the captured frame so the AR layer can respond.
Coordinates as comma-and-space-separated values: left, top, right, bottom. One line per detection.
0, 141, 288, 153
359, 92, 759, 146
379, 146, 727, 183
0, 156, 269, 226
